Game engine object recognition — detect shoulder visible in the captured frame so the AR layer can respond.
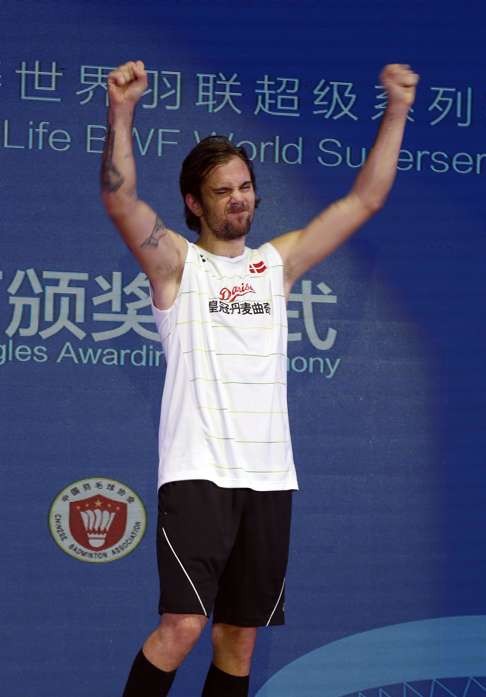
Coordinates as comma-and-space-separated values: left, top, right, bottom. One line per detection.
257, 241, 284, 268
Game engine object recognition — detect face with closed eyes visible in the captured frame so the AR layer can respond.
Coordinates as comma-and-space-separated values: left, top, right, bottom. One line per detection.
187, 156, 256, 241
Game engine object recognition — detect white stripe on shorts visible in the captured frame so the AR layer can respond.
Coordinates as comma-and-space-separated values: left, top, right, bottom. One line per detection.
162, 527, 208, 617
266, 578, 285, 626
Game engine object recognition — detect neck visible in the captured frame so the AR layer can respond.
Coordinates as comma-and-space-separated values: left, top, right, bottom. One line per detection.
195, 231, 246, 258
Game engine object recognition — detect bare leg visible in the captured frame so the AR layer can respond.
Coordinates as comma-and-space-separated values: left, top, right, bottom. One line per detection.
143, 612, 208, 671
211, 623, 257, 675
122, 613, 208, 696
200, 623, 257, 696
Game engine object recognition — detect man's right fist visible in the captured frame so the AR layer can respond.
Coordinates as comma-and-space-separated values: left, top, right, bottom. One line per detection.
107, 60, 147, 108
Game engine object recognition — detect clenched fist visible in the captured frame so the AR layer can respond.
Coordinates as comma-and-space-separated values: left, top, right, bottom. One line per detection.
380, 64, 419, 112
107, 60, 148, 109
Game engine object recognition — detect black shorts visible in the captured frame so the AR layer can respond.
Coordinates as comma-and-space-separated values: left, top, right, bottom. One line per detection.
156, 480, 292, 627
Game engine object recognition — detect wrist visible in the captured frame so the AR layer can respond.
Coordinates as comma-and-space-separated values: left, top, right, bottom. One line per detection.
384, 101, 411, 120
107, 104, 135, 129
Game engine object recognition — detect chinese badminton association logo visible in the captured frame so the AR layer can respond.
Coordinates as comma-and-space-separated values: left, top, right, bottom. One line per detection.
49, 477, 146, 563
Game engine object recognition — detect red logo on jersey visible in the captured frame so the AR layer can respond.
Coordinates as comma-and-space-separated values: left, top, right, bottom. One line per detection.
219, 282, 255, 303
249, 260, 267, 274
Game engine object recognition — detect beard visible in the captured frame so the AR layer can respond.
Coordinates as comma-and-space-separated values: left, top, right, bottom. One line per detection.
202, 202, 254, 241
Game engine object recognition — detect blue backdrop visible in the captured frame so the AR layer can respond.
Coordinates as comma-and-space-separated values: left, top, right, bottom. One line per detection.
1, 1, 486, 696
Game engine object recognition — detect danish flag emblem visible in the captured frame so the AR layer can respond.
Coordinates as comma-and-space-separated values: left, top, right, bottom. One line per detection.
249, 260, 267, 274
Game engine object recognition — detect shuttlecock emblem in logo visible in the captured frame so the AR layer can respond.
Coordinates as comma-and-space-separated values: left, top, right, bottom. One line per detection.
69, 495, 127, 551
80, 507, 115, 547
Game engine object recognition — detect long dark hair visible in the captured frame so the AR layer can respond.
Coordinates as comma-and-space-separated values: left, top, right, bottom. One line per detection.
179, 135, 260, 233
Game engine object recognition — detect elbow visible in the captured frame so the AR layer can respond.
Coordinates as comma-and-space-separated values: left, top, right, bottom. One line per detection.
100, 192, 120, 220
350, 191, 385, 218
101, 189, 137, 220
364, 197, 385, 215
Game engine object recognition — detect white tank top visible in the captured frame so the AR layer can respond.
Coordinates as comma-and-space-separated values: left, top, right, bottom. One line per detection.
151, 240, 298, 491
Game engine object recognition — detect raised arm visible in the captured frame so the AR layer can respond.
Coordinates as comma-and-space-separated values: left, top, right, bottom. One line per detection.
271, 64, 419, 293
101, 60, 186, 309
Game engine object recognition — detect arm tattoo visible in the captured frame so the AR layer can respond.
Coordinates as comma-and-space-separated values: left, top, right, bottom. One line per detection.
141, 215, 168, 249
100, 126, 124, 193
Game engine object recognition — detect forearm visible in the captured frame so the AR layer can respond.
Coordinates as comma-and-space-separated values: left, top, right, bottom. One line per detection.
100, 106, 138, 216
351, 105, 408, 212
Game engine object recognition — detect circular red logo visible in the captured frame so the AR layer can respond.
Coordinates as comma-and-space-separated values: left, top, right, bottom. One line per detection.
48, 477, 146, 563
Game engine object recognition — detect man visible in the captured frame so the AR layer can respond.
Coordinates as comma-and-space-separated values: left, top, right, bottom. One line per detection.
101, 60, 418, 697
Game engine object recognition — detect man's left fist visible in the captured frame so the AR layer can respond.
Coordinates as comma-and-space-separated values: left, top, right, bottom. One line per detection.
380, 64, 419, 111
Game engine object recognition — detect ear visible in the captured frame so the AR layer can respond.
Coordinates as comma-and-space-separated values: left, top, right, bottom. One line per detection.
185, 193, 203, 218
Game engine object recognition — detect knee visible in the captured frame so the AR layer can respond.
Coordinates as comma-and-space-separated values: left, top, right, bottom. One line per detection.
212, 624, 257, 664
157, 613, 207, 651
